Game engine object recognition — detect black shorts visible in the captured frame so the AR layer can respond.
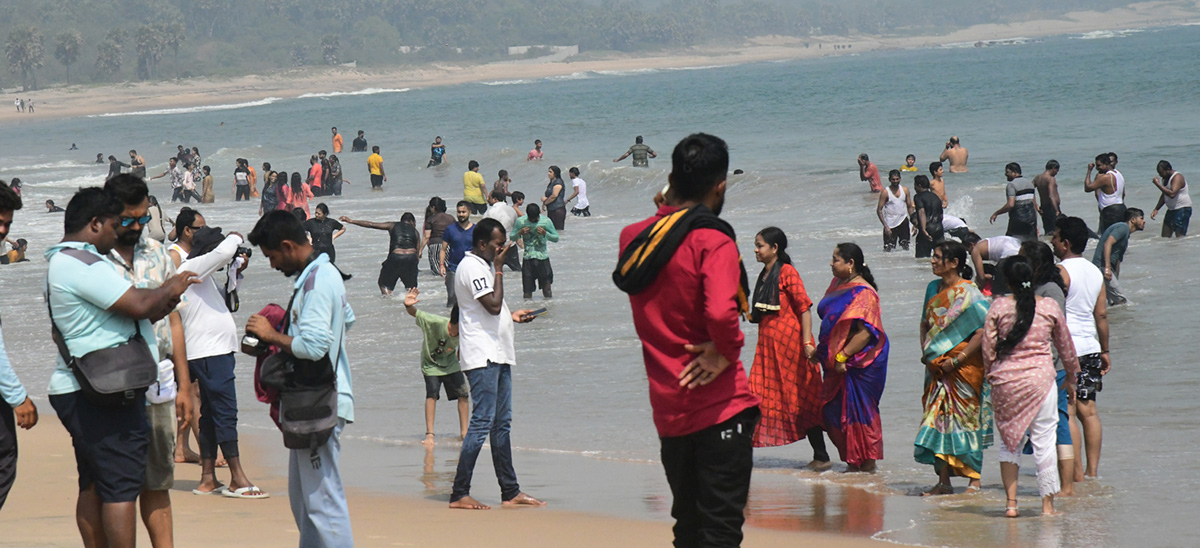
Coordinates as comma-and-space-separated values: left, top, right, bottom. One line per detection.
522, 257, 553, 294
466, 202, 487, 215
378, 253, 419, 291
571, 206, 591, 217
424, 372, 469, 401
370, 174, 384, 188
1076, 353, 1104, 401
50, 391, 149, 503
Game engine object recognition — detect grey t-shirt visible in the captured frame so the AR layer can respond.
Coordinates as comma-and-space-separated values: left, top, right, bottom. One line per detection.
1006, 177, 1036, 202
1035, 281, 1067, 371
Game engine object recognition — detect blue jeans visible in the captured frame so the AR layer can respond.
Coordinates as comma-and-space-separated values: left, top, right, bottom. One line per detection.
451, 362, 519, 502
189, 353, 239, 459
289, 419, 352, 547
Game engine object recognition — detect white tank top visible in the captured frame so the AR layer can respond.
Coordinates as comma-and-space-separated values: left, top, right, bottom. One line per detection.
1061, 257, 1103, 356
883, 186, 908, 228
1097, 170, 1124, 210
1164, 171, 1192, 210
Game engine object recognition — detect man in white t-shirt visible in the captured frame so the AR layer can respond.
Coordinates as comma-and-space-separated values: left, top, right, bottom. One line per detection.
967, 234, 1020, 290
567, 167, 590, 217
484, 190, 520, 272
1052, 216, 1110, 486
448, 218, 543, 511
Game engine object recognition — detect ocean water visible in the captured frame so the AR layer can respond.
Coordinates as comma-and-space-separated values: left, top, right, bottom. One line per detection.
3, 25, 1200, 547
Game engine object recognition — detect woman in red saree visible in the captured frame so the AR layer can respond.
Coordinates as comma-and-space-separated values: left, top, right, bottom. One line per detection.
814, 243, 889, 472
747, 227, 830, 469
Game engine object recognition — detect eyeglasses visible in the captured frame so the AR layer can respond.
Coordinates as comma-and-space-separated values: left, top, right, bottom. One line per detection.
931, 254, 945, 262
119, 215, 152, 227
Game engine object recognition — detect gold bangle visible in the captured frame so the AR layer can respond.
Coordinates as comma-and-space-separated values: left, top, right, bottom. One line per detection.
836, 352, 849, 363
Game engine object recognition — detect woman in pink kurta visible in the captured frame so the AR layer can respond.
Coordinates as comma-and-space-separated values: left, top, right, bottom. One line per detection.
982, 257, 1079, 517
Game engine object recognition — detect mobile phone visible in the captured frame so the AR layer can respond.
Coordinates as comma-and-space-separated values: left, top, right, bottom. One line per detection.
530, 308, 548, 317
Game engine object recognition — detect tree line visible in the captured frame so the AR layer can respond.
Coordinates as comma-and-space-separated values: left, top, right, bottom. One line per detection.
3, 0, 1133, 91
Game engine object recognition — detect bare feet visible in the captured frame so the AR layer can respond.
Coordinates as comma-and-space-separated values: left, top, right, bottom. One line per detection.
1005, 499, 1019, 518
175, 449, 200, 464
966, 479, 982, 494
450, 496, 491, 510
805, 459, 832, 471
921, 483, 954, 496
1042, 497, 1059, 516
422, 433, 435, 447
845, 460, 877, 474
502, 492, 546, 507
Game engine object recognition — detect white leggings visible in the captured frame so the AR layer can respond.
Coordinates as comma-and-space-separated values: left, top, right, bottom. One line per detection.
998, 388, 1061, 498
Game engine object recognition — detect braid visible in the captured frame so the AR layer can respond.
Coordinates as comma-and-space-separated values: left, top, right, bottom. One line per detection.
994, 257, 1036, 358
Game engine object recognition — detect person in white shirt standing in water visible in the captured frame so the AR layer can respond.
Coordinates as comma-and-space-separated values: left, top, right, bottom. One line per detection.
448, 218, 544, 510
567, 167, 590, 217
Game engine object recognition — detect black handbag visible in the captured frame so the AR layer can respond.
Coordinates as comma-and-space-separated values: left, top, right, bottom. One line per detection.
48, 302, 157, 408
259, 266, 340, 450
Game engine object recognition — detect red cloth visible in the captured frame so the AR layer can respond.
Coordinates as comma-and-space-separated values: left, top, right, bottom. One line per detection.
252, 303, 287, 429
748, 264, 821, 447
619, 205, 760, 438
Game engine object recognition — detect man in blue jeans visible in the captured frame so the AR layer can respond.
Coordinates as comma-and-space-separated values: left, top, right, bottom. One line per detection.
247, 210, 356, 546
449, 218, 543, 510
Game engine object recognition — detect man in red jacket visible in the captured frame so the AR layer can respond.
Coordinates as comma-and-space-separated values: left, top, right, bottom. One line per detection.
615, 133, 760, 548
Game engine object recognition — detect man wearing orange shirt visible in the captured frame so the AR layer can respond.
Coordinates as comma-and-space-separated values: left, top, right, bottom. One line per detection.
331, 127, 343, 154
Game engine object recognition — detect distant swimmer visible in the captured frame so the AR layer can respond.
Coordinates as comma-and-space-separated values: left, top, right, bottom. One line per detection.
69, 143, 78, 150
95, 153, 104, 164
427, 136, 448, 168
929, 161, 948, 207
1151, 160, 1191, 237
1033, 160, 1062, 235
989, 162, 1039, 242
614, 136, 656, 167
331, 126, 343, 153
526, 139, 543, 161
858, 153, 882, 193
45, 199, 65, 213
901, 154, 918, 172
939, 136, 969, 173
351, 130, 368, 152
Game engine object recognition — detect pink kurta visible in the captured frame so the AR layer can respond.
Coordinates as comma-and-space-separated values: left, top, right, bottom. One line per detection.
982, 297, 1080, 451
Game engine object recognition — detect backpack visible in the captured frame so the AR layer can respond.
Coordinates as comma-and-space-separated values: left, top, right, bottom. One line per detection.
258, 266, 340, 451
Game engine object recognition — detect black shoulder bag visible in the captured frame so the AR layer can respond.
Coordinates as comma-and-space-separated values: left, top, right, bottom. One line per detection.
259, 266, 340, 451
47, 249, 158, 408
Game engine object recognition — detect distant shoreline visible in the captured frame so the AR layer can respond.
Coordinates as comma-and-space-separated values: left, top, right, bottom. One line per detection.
3, 1, 1197, 123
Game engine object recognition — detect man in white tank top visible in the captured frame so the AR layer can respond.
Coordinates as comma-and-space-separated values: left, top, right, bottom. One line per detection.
1085, 153, 1126, 232
1051, 216, 1111, 487
875, 169, 914, 252
1152, 159, 1192, 237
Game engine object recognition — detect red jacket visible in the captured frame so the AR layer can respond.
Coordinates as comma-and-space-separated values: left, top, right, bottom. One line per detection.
619, 205, 760, 438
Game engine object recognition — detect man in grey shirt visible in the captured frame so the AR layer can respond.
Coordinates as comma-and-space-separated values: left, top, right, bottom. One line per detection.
989, 162, 1039, 241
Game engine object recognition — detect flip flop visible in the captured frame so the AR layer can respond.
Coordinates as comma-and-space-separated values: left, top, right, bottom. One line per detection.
223, 486, 270, 499
192, 485, 227, 496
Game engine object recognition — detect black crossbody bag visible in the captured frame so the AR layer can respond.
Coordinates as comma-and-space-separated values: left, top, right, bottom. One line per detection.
259, 266, 340, 451
46, 250, 158, 408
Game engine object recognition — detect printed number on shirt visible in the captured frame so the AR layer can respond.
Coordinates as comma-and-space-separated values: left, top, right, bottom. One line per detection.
472, 276, 490, 293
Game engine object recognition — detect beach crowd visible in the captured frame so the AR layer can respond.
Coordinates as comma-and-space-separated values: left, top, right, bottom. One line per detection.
0, 126, 1191, 548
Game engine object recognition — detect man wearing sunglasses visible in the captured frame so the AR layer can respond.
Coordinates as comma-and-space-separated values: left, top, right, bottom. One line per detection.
104, 174, 195, 546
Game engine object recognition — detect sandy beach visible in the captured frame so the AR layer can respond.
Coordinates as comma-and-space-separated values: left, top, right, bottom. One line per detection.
0, 409, 891, 547
3, 1, 1198, 123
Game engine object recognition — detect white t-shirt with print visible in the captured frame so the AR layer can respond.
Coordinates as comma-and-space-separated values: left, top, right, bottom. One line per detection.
454, 252, 515, 371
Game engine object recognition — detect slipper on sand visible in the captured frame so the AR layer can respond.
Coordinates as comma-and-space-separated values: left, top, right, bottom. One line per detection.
192, 486, 227, 496
223, 486, 270, 499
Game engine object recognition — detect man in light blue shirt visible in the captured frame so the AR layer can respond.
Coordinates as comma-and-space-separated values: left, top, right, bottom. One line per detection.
0, 180, 36, 512
246, 210, 355, 547
45, 187, 195, 547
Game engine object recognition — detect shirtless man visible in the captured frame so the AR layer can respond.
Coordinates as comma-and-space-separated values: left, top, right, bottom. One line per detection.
929, 161, 948, 207
1033, 160, 1062, 235
939, 136, 969, 173
1084, 154, 1126, 232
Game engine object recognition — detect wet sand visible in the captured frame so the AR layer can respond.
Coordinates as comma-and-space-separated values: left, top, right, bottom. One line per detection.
2, 1, 1197, 123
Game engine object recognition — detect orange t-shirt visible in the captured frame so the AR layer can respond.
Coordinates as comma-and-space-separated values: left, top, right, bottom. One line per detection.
332, 133, 344, 153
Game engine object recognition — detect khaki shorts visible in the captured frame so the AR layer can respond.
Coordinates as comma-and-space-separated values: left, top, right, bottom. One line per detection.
144, 401, 177, 491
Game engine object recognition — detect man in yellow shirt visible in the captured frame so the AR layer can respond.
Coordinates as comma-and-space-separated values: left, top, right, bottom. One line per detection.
368, 146, 386, 191
331, 127, 343, 154
462, 160, 487, 214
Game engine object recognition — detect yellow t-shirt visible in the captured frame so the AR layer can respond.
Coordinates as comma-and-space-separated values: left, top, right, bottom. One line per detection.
463, 170, 486, 204
368, 153, 383, 175
900, 165, 918, 172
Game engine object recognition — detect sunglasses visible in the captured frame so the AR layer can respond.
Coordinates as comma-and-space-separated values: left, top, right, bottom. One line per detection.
119, 215, 152, 227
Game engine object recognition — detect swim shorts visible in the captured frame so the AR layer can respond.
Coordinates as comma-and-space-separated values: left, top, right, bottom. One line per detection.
1164, 207, 1191, 236
1075, 353, 1104, 402
424, 372, 469, 401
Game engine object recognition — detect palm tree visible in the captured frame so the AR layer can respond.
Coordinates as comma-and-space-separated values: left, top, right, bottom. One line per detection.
95, 39, 123, 80
5, 26, 46, 91
321, 34, 340, 65
163, 21, 186, 72
135, 24, 166, 80
54, 31, 83, 85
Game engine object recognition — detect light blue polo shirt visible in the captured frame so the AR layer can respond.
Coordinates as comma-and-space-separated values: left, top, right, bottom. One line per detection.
45, 241, 159, 395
